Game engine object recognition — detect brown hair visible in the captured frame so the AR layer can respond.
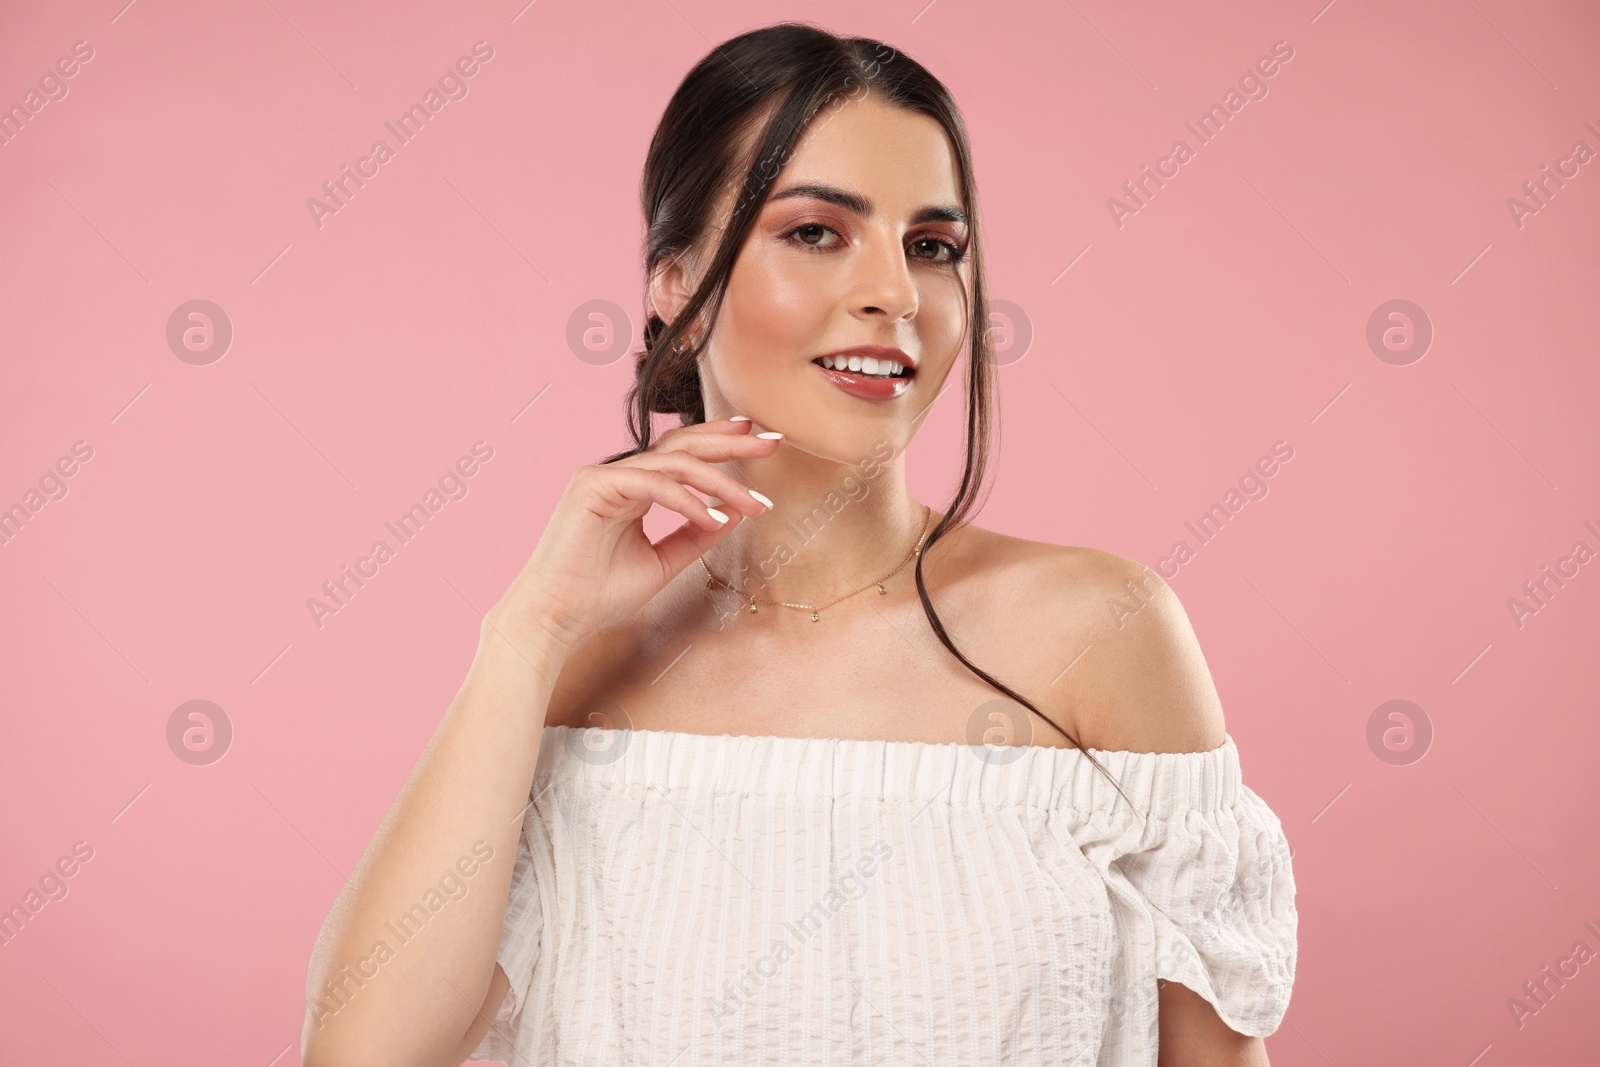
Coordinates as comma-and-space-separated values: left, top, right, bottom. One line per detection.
600, 22, 1127, 800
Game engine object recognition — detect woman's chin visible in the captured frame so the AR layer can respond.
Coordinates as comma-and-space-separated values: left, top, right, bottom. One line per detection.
780, 427, 904, 470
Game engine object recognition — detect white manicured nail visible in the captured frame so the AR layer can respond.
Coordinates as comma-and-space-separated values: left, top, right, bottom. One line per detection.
730, 415, 751, 422
756, 431, 783, 440
750, 490, 773, 508
706, 507, 729, 524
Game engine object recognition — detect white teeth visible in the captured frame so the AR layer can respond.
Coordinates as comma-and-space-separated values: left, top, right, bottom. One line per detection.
820, 355, 910, 377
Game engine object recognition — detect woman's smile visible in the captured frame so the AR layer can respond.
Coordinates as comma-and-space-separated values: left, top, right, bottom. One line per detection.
810, 344, 918, 401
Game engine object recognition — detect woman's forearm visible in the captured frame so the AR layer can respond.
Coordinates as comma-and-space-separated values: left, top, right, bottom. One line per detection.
300, 606, 572, 1067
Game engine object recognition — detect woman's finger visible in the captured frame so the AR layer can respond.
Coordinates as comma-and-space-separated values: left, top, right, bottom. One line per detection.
651, 418, 783, 465
586, 464, 742, 531
613, 446, 775, 515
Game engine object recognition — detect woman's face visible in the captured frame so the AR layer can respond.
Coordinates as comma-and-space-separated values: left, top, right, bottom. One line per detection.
685, 92, 973, 466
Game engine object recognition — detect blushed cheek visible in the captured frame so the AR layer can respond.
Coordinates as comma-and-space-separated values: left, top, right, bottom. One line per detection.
720, 257, 833, 379
757, 253, 835, 336
922, 296, 959, 345
917, 280, 968, 367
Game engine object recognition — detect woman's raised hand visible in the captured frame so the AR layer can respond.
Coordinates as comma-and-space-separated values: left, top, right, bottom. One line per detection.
488, 417, 779, 651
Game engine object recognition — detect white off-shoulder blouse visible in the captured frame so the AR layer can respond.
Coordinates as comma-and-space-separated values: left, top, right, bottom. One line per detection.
468, 724, 1298, 1066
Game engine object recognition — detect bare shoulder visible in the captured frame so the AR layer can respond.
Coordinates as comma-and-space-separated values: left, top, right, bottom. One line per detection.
947, 524, 1227, 755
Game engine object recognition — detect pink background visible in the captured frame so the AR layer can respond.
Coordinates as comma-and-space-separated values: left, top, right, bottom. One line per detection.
3, 1, 1597, 1064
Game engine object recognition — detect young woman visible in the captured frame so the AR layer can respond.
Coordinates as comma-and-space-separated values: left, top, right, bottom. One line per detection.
303, 23, 1298, 1067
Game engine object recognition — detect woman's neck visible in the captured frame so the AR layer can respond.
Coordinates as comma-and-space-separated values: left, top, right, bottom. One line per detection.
700, 458, 931, 608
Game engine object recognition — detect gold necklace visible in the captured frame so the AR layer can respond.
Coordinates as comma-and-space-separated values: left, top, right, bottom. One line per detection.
698, 503, 934, 622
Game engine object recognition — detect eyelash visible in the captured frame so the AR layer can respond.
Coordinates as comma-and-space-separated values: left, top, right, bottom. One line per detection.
779, 222, 968, 266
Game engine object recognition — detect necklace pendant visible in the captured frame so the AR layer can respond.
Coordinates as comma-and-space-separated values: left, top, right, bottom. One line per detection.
877, 582, 886, 594
810, 610, 819, 622
748, 600, 757, 613
705, 576, 713, 589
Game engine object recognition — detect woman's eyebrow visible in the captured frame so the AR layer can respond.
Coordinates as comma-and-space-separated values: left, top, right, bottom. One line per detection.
767, 182, 968, 227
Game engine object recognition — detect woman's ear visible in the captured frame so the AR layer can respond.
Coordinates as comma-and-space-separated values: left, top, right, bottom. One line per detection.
648, 250, 700, 327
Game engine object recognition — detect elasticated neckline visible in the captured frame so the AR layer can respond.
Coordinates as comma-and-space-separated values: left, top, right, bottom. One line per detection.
534, 723, 1240, 815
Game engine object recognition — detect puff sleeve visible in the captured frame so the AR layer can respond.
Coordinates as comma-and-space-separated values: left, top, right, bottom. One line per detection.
1066, 737, 1298, 1044
466, 816, 546, 1064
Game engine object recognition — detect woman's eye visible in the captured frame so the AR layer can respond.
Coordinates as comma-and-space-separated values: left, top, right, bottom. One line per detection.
780, 224, 967, 265
782, 223, 841, 249
910, 236, 965, 264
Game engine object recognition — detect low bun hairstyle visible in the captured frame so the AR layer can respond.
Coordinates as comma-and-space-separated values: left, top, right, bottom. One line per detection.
599, 21, 1128, 802
636, 311, 705, 424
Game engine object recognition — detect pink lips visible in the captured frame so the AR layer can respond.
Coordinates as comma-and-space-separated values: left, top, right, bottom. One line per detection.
812, 346, 916, 402
812, 360, 914, 401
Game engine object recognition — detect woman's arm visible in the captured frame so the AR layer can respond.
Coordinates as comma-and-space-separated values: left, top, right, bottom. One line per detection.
300, 603, 573, 1067
300, 425, 777, 1067
1052, 551, 1278, 1064
1157, 979, 1271, 1066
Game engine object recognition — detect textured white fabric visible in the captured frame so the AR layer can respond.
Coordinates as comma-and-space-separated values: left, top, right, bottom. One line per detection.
468, 724, 1297, 1066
